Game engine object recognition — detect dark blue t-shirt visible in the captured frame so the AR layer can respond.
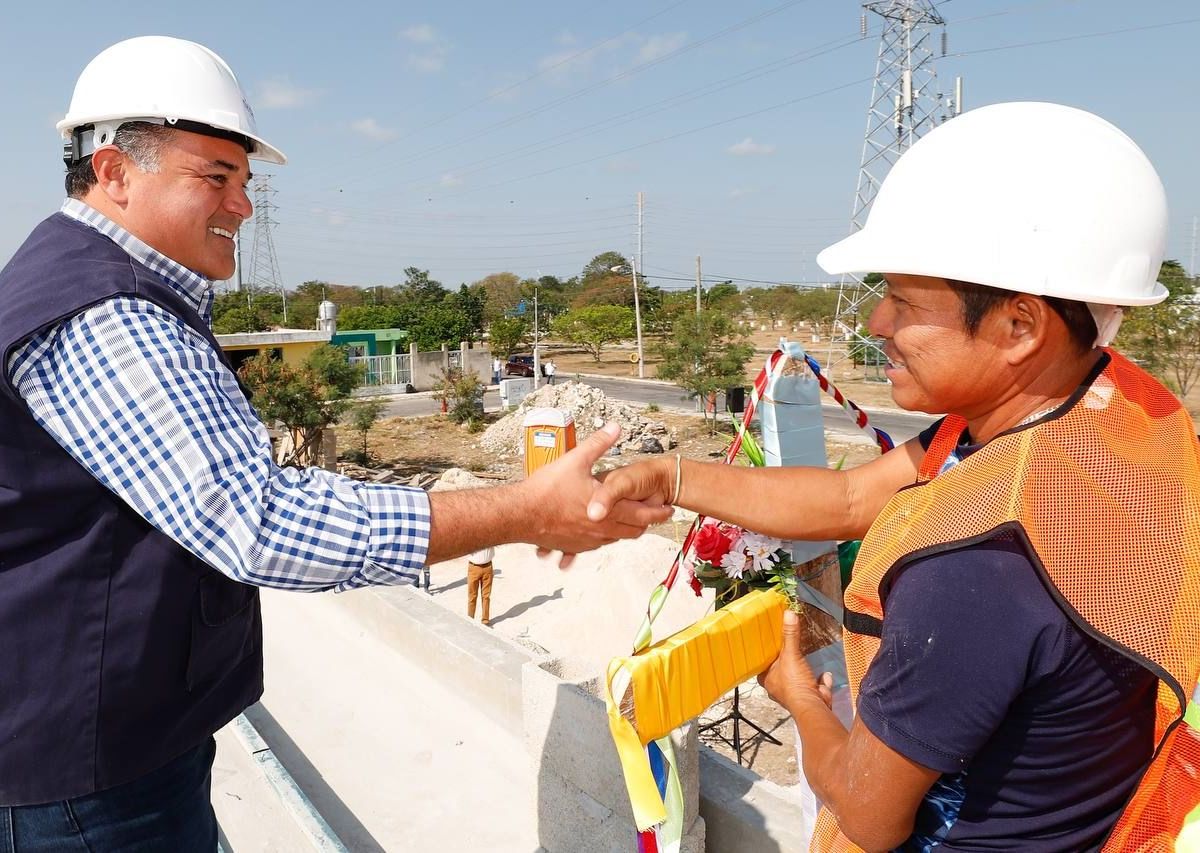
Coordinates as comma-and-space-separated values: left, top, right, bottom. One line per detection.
855, 424, 1157, 851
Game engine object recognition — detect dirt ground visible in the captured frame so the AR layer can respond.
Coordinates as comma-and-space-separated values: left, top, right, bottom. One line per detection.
332, 392, 877, 786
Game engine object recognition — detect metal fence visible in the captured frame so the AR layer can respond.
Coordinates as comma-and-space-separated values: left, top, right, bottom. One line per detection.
351, 353, 412, 387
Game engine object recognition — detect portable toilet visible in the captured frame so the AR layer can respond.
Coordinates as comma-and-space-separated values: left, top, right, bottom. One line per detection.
523, 408, 576, 476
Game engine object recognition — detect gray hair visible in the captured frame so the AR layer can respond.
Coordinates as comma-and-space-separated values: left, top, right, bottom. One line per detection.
64, 122, 176, 198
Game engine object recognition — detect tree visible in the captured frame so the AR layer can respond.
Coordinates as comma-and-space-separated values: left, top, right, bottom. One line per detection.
212, 305, 267, 334
451, 284, 487, 342
487, 316, 529, 359
745, 286, 801, 330
432, 367, 485, 431
337, 304, 412, 331
410, 305, 472, 350
238, 344, 364, 467
551, 305, 634, 361
474, 272, 524, 323
399, 267, 446, 306
1117, 260, 1200, 394
343, 399, 386, 465
655, 312, 754, 435
581, 251, 629, 285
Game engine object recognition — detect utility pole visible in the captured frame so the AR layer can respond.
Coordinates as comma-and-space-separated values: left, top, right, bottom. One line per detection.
533, 286, 541, 389
1191, 216, 1198, 278
631, 258, 645, 379
696, 256, 703, 314
633, 191, 645, 378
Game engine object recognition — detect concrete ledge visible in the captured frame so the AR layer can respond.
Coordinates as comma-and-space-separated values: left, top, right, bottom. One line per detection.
336, 584, 538, 736
699, 746, 813, 853
523, 658, 704, 853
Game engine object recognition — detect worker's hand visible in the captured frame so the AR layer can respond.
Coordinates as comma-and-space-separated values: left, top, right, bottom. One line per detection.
586, 456, 675, 522
524, 422, 672, 554
758, 609, 834, 715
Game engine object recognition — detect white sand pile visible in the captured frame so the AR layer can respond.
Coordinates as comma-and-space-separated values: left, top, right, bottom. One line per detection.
478, 380, 673, 456
430, 535, 714, 681
430, 468, 495, 491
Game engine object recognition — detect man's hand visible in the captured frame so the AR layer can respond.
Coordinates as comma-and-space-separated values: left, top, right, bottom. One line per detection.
586, 456, 675, 522
523, 423, 672, 554
758, 609, 834, 715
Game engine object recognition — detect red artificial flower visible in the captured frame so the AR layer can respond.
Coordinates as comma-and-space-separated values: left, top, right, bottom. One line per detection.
694, 521, 736, 564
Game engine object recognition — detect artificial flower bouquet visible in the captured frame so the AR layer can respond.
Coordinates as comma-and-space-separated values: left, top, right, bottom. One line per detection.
687, 517, 842, 653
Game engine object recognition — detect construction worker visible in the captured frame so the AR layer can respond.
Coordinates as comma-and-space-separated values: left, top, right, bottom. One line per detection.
590, 102, 1200, 850
0, 36, 667, 850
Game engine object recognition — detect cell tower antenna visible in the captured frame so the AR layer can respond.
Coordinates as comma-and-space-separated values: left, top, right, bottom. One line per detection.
829, 1, 956, 377
248, 174, 287, 325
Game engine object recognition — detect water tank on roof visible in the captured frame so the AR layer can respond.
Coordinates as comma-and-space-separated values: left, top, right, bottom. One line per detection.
317, 300, 338, 333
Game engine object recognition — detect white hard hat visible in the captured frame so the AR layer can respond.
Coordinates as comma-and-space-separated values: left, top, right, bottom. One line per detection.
818, 102, 1168, 307
58, 36, 285, 165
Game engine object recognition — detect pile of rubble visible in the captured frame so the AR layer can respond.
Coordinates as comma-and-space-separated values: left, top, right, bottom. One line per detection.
478, 380, 673, 456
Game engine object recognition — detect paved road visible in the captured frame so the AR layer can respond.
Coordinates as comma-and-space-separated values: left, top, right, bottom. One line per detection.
378, 375, 935, 446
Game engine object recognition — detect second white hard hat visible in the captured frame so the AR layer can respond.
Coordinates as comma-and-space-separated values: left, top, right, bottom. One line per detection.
58, 35, 286, 165
817, 102, 1168, 307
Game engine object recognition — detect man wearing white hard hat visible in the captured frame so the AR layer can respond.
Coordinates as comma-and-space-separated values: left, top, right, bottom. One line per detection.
0, 36, 667, 849
592, 102, 1200, 850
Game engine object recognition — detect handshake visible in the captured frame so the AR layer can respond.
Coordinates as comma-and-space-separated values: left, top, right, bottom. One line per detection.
424, 422, 681, 566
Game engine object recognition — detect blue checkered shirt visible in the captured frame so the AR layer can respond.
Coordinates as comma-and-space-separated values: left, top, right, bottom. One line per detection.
5, 200, 430, 591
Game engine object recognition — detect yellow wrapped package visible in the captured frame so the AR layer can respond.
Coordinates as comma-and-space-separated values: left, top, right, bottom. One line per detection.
604, 589, 788, 830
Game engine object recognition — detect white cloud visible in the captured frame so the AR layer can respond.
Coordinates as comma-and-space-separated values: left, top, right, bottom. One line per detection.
351, 118, 398, 142
728, 137, 777, 157
401, 24, 437, 44
730, 187, 757, 199
554, 30, 577, 47
255, 76, 319, 110
401, 24, 448, 73
440, 172, 463, 188
638, 32, 687, 64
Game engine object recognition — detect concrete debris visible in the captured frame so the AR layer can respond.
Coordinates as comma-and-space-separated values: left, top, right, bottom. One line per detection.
430, 468, 497, 492
478, 380, 673, 456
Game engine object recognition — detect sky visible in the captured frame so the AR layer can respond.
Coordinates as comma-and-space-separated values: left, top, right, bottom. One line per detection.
3, 0, 1198, 296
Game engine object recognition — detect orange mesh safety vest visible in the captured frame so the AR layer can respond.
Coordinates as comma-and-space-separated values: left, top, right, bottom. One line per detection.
811, 350, 1200, 853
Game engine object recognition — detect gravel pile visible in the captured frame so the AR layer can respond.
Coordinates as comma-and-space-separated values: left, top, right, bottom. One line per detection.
478, 380, 673, 456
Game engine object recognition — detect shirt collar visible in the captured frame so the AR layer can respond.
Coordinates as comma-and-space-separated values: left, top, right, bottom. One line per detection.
59, 198, 215, 321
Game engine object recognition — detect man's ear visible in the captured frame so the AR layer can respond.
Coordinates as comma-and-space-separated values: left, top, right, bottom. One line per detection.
88, 146, 132, 205
999, 294, 1051, 365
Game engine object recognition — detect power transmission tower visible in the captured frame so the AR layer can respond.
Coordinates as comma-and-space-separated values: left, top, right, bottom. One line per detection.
248, 174, 287, 324
829, 1, 960, 377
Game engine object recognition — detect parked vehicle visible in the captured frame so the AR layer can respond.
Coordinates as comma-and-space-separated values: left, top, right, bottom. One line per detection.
505, 355, 538, 377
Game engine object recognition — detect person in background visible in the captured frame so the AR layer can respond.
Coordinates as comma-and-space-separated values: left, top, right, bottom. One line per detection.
466, 546, 496, 626
545, 359, 557, 385
493, 355, 502, 385
0, 36, 669, 852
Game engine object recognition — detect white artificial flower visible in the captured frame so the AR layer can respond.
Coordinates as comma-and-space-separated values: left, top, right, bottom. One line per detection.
741, 532, 785, 574
720, 540, 748, 580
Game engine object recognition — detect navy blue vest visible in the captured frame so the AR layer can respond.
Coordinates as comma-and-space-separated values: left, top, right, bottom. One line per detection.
0, 213, 263, 804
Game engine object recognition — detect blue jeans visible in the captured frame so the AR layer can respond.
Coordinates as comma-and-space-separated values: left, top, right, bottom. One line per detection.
0, 738, 217, 852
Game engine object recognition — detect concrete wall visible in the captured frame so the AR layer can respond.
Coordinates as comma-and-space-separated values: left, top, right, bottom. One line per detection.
523, 660, 705, 853
338, 583, 812, 852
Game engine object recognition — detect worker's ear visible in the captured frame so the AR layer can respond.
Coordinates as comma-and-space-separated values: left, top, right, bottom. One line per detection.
992, 294, 1053, 366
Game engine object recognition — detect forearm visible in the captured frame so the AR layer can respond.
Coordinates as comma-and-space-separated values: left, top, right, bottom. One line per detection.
426, 482, 535, 564
675, 459, 866, 541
